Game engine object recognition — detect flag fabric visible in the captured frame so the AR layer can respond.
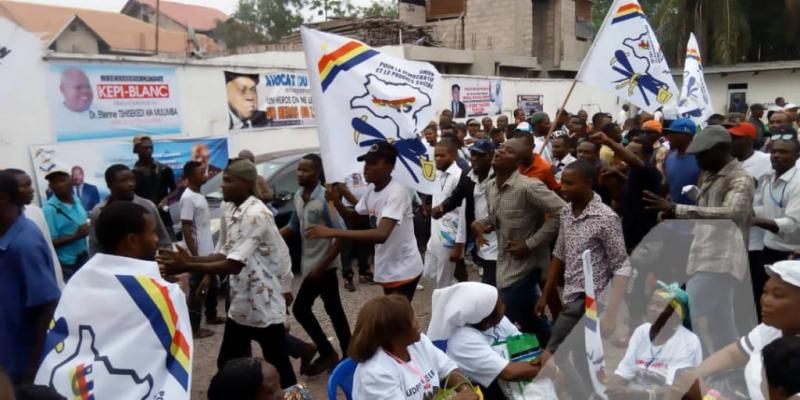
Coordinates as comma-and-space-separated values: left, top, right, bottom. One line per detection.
35, 253, 192, 399
582, 249, 608, 400
678, 33, 713, 125
301, 27, 442, 194
576, 0, 678, 113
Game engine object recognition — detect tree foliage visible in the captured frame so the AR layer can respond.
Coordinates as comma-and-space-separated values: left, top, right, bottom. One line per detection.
232, 0, 305, 44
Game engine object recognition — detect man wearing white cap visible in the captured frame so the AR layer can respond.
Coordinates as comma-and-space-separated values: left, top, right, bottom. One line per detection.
671, 260, 800, 400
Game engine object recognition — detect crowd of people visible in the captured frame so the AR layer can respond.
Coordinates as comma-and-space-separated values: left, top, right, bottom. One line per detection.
2, 99, 800, 400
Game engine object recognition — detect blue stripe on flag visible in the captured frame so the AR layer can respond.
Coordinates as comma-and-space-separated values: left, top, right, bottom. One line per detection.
611, 12, 643, 24
320, 49, 379, 92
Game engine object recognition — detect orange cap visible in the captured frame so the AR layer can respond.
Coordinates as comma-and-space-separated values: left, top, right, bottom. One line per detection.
728, 122, 757, 139
642, 120, 663, 133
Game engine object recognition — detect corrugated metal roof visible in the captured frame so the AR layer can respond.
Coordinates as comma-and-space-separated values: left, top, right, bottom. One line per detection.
125, 0, 229, 31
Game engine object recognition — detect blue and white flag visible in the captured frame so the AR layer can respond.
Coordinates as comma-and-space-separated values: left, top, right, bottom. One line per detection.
678, 33, 713, 125
301, 27, 442, 194
583, 250, 608, 399
576, 0, 678, 113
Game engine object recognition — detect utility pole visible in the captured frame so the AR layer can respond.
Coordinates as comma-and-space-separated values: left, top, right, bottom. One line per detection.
155, 0, 160, 54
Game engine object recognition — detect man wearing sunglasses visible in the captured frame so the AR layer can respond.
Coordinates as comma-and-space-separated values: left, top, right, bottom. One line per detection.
751, 126, 800, 315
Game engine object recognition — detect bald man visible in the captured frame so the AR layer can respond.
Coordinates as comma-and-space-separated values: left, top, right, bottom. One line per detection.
59, 68, 93, 113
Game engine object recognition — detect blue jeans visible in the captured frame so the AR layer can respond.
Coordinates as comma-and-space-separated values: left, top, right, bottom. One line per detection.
499, 269, 551, 346
686, 272, 739, 355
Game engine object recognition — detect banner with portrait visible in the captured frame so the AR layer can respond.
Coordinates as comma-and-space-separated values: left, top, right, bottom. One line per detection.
516, 94, 544, 116
47, 63, 182, 142
29, 136, 228, 208
223, 70, 316, 130
447, 78, 503, 118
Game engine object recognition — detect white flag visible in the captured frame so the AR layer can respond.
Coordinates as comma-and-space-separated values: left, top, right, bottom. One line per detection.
35, 254, 192, 399
582, 250, 608, 399
678, 33, 713, 124
576, 0, 678, 113
301, 27, 441, 194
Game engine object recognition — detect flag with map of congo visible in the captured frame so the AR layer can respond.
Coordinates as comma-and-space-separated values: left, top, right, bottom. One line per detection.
576, 0, 678, 113
301, 27, 442, 194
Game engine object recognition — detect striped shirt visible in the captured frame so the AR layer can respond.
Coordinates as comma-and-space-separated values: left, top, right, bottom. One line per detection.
675, 159, 754, 280
478, 171, 566, 289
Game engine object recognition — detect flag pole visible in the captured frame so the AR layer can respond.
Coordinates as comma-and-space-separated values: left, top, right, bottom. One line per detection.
538, 78, 578, 154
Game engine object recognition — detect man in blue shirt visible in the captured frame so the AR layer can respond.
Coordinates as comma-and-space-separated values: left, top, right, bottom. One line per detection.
43, 169, 89, 280
663, 119, 701, 205
0, 170, 60, 383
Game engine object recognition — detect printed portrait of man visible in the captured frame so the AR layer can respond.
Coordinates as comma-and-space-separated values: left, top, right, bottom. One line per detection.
225, 71, 269, 130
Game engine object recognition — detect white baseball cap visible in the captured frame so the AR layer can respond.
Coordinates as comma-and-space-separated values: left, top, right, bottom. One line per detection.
783, 103, 799, 111
766, 260, 800, 288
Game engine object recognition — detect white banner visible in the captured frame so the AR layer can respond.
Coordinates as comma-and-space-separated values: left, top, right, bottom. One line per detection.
576, 0, 678, 113
448, 78, 503, 118
35, 254, 192, 399
583, 250, 608, 400
678, 33, 713, 125
301, 27, 441, 194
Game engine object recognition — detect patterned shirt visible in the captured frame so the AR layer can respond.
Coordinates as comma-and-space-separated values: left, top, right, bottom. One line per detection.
553, 193, 631, 303
675, 159, 754, 280
217, 196, 292, 328
477, 171, 565, 289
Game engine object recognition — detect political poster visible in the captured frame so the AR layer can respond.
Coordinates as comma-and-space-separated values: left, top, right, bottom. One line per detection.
30, 136, 228, 207
576, 0, 678, 113
224, 70, 315, 130
47, 63, 182, 142
35, 254, 193, 399
301, 27, 442, 194
447, 78, 503, 118
517, 94, 544, 116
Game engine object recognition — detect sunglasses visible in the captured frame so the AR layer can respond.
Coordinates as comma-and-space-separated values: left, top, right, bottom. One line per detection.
770, 134, 798, 141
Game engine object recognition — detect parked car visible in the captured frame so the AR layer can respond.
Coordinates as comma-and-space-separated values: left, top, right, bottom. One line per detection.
169, 147, 318, 273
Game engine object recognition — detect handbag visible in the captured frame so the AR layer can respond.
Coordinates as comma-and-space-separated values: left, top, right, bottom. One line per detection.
491, 334, 558, 400
433, 371, 484, 400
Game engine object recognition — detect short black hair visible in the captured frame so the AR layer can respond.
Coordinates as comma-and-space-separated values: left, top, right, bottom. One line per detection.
208, 357, 263, 400
0, 170, 21, 207
577, 138, 601, 153
601, 122, 621, 135
224, 71, 259, 85
451, 84, 460, 91
301, 153, 325, 183
592, 112, 611, 126
437, 135, 460, 150
3, 168, 27, 177
751, 103, 765, 112
515, 132, 534, 146
489, 128, 503, 136
96, 202, 150, 253
706, 114, 725, 125
631, 136, 655, 158
564, 159, 596, 183
183, 161, 202, 177
454, 123, 467, 133
763, 336, 800, 397
105, 164, 130, 185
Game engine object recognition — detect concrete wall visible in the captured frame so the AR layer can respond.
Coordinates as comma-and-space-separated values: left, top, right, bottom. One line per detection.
399, 2, 427, 26
53, 20, 100, 55
463, 0, 532, 56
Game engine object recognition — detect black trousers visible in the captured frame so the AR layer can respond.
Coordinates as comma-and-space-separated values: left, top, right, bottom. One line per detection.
292, 269, 351, 358
383, 275, 422, 302
188, 273, 221, 330
341, 240, 371, 279
217, 320, 297, 388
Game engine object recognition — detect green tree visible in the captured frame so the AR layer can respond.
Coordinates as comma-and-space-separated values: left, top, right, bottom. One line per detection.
210, 19, 268, 48
233, 0, 305, 43
355, 0, 399, 18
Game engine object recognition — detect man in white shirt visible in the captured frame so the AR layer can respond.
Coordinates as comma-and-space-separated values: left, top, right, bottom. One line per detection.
159, 158, 296, 388
550, 136, 577, 182
729, 122, 773, 316
179, 161, 216, 339
306, 142, 424, 301
617, 104, 630, 125
424, 136, 467, 289
752, 127, 800, 314
6, 169, 64, 288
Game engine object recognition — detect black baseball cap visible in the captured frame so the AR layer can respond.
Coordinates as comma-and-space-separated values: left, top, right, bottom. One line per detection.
357, 141, 398, 163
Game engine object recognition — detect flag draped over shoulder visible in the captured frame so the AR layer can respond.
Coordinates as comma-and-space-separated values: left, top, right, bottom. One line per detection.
583, 250, 609, 400
301, 27, 442, 194
678, 33, 713, 125
576, 0, 678, 113
35, 253, 192, 400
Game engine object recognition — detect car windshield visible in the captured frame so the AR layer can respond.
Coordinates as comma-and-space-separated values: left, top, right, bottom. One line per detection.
200, 156, 298, 199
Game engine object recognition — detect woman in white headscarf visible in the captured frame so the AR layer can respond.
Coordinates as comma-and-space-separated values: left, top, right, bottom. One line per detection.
427, 282, 543, 398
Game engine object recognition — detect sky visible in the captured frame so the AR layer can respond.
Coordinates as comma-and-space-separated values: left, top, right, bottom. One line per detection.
17, 0, 374, 17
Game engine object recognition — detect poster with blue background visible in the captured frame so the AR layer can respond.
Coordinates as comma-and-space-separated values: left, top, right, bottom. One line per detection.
30, 137, 228, 207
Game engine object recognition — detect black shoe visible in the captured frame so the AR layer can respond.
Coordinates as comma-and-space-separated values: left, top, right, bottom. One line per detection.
305, 354, 339, 377
344, 278, 356, 292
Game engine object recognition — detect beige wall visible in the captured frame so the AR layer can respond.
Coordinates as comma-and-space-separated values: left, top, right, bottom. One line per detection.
53, 21, 99, 54
463, 0, 532, 55
399, 2, 427, 26
427, 18, 463, 49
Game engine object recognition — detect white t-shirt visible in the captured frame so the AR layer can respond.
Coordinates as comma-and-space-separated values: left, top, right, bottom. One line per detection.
446, 317, 519, 387
471, 169, 497, 261
355, 179, 423, 284
614, 323, 703, 387
179, 188, 214, 256
353, 334, 458, 400
739, 323, 786, 400
742, 151, 772, 251
429, 162, 467, 251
